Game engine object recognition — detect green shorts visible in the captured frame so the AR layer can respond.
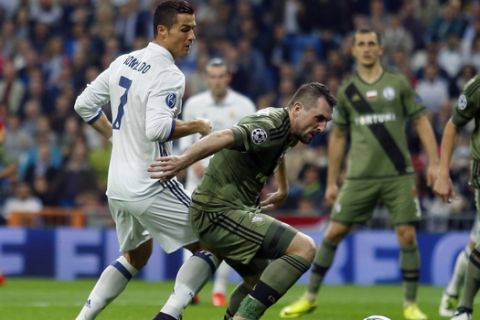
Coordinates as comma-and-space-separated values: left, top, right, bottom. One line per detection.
189, 205, 297, 275
331, 175, 421, 225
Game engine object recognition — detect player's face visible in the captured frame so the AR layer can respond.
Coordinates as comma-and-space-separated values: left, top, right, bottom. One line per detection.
161, 13, 196, 59
206, 65, 230, 98
292, 97, 332, 144
352, 32, 383, 68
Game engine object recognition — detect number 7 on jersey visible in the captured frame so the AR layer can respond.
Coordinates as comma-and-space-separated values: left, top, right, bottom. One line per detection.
112, 76, 132, 130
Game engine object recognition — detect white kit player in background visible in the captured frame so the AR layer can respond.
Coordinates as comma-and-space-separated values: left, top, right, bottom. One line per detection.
179, 57, 256, 307
73, 2, 220, 320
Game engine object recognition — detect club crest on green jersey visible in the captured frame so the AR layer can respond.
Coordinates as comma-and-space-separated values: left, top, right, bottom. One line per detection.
251, 128, 268, 144
457, 94, 467, 110
382, 87, 395, 100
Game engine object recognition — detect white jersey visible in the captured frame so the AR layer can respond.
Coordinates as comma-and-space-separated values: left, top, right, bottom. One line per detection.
178, 89, 256, 194
75, 42, 185, 201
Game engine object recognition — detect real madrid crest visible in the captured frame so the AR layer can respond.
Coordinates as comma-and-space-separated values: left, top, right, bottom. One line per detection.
457, 94, 467, 110
383, 87, 395, 100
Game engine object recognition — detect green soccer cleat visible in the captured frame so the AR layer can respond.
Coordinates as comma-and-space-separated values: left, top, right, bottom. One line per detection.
279, 297, 317, 318
404, 303, 428, 320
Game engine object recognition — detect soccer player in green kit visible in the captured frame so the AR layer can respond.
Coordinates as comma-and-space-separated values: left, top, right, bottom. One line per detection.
280, 28, 438, 320
433, 75, 480, 320
149, 82, 336, 320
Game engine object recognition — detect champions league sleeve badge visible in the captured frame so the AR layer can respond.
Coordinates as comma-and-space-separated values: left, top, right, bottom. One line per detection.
165, 93, 177, 109
457, 94, 467, 110
251, 128, 268, 144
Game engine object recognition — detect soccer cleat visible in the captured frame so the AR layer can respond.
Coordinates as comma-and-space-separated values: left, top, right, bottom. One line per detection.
279, 297, 317, 318
450, 307, 473, 320
439, 292, 458, 317
403, 303, 428, 320
212, 292, 227, 307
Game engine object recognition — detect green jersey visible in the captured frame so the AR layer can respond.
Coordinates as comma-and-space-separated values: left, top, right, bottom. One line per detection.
335, 70, 426, 179
191, 107, 297, 210
452, 75, 480, 161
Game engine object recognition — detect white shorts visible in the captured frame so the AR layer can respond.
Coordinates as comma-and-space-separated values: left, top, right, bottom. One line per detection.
108, 183, 198, 253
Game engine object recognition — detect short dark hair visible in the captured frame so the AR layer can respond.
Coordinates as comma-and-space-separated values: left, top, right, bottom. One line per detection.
153, 0, 194, 36
354, 27, 382, 45
287, 82, 336, 110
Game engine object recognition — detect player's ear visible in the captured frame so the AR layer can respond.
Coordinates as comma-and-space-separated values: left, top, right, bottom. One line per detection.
156, 24, 168, 39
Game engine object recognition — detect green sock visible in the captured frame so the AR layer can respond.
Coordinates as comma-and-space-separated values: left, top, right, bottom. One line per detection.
236, 255, 311, 319
400, 245, 420, 302
308, 239, 337, 295
460, 247, 480, 310
259, 255, 310, 298
227, 282, 251, 316
235, 295, 265, 320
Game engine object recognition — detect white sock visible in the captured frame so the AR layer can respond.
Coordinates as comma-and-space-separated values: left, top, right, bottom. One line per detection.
160, 251, 220, 318
213, 260, 231, 294
76, 256, 138, 320
446, 246, 471, 296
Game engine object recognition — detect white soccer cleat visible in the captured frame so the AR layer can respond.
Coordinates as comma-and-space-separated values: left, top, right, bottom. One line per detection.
450, 307, 472, 320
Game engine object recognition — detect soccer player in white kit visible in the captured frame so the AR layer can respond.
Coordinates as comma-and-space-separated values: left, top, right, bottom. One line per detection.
73, 2, 219, 320
180, 58, 256, 307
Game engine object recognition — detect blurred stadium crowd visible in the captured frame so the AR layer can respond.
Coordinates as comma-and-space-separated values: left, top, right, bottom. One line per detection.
0, 0, 476, 231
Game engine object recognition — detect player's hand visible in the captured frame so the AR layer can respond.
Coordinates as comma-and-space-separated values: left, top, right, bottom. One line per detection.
260, 190, 288, 210
324, 183, 338, 207
148, 156, 183, 181
197, 119, 212, 137
433, 173, 454, 203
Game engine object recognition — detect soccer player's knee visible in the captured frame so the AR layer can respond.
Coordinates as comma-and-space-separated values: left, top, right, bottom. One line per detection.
291, 233, 316, 262
396, 224, 417, 245
192, 249, 221, 273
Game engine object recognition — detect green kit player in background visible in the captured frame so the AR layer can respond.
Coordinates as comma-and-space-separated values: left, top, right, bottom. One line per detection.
280, 28, 438, 320
433, 75, 480, 320
149, 82, 336, 320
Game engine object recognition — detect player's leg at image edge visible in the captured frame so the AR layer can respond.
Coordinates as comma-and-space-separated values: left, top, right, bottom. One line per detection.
439, 246, 470, 317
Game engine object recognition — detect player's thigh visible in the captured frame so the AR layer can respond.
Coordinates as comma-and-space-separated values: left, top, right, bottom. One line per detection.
141, 188, 198, 254
330, 179, 379, 224
381, 175, 421, 224
108, 198, 152, 252
191, 207, 294, 264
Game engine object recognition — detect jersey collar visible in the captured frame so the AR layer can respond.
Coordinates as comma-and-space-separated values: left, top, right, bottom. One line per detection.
147, 42, 175, 63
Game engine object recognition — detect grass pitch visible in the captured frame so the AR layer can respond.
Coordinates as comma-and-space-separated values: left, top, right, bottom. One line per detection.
0, 278, 472, 319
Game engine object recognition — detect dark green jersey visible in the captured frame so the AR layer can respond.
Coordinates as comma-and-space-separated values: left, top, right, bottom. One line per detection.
335, 70, 426, 179
452, 75, 480, 160
191, 107, 298, 210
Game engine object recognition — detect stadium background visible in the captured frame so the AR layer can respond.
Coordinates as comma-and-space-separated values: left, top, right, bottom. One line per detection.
0, 0, 477, 287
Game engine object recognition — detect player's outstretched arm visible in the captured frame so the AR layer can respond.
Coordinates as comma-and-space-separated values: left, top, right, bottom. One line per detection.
149, 129, 235, 181
324, 126, 347, 206
169, 118, 212, 140
433, 119, 459, 203
413, 113, 439, 187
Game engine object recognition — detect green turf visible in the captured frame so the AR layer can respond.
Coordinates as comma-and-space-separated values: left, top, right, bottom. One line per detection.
0, 278, 476, 319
